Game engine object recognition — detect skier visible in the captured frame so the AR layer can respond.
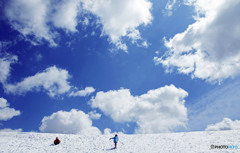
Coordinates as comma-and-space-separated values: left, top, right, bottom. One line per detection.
54, 137, 61, 145
109, 134, 119, 149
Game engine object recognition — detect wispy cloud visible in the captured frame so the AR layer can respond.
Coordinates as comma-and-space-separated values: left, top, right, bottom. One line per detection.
163, 0, 178, 16
188, 78, 240, 131
0, 128, 22, 132
69, 86, 95, 97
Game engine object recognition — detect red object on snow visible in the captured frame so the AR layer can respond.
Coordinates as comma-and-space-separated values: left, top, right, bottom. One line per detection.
54, 137, 61, 145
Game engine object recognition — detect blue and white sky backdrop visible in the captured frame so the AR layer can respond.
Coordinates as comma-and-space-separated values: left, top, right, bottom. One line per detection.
1, 0, 240, 134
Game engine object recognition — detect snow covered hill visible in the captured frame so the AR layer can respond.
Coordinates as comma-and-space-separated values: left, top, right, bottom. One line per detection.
0, 130, 240, 153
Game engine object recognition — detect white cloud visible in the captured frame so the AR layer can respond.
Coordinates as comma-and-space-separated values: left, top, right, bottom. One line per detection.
0, 98, 21, 121
69, 86, 95, 97
82, 17, 89, 26
51, 0, 81, 32
5, 0, 56, 46
0, 55, 18, 84
155, 50, 160, 55
165, 0, 177, 10
154, 0, 240, 83
188, 78, 240, 131
103, 128, 112, 135
4, 66, 72, 97
0, 98, 9, 108
5, 0, 81, 46
39, 109, 101, 135
164, 0, 178, 16
82, 0, 153, 51
205, 118, 240, 131
88, 110, 101, 120
0, 55, 94, 98
103, 128, 124, 135
5, 0, 152, 51
90, 85, 188, 134
0, 128, 22, 132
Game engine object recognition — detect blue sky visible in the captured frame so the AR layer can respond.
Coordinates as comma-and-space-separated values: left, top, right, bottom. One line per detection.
1, 0, 240, 134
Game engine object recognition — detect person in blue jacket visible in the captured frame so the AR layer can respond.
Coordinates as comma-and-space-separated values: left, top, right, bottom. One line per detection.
109, 134, 119, 149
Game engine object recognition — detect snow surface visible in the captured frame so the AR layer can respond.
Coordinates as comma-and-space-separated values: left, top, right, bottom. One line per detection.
0, 130, 240, 153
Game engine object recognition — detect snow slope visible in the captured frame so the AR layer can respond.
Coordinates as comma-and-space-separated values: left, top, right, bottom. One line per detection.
0, 130, 240, 153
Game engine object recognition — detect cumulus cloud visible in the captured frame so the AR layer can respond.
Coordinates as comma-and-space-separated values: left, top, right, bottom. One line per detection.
4, 0, 81, 46
4, 66, 72, 97
5, 0, 56, 46
5, 0, 152, 51
69, 86, 95, 97
90, 85, 188, 134
82, 0, 153, 51
0, 98, 21, 121
154, 0, 240, 83
205, 118, 240, 131
39, 109, 101, 135
0, 55, 94, 98
0, 55, 18, 84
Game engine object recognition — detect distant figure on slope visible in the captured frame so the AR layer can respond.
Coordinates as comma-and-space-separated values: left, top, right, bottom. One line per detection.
109, 134, 119, 149
54, 137, 61, 145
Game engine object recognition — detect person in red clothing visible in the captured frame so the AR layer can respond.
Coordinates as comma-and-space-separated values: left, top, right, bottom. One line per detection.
54, 137, 61, 145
